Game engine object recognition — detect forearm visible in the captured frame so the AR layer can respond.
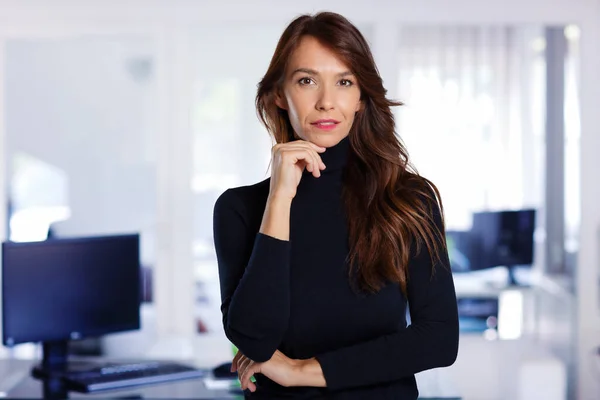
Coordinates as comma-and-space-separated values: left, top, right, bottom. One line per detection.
311, 248, 458, 390
315, 319, 458, 390
217, 193, 292, 362
215, 190, 295, 363
224, 232, 291, 361
260, 195, 292, 240
293, 358, 327, 388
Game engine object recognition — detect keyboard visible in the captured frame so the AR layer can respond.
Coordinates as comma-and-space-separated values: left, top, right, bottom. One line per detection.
61, 361, 205, 392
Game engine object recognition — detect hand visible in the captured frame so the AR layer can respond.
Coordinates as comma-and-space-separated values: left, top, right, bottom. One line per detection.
232, 350, 300, 392
269, 140, 327, 200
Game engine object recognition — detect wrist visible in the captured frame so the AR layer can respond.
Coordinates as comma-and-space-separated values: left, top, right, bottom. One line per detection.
267, 193, 294, 205
260, 195, 292, 240
293, 358, 326, 388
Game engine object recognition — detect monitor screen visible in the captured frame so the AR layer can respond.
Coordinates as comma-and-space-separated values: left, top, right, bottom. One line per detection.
2, 234, 141, 347
445, 230, 475, 273
471, 209, 536, 269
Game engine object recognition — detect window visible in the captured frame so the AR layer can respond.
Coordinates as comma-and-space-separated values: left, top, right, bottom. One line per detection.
396, 26, 546, 231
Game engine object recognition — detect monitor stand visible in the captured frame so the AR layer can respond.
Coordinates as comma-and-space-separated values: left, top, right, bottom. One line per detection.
31, 340, 100, 380
505, 264, 529, 287
42, 376, 69, 399
32, 340, 69, 379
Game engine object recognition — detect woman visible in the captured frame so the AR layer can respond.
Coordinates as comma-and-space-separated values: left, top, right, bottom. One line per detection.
213, 11, 459, 399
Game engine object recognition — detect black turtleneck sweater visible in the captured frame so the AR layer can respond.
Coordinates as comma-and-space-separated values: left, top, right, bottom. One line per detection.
213, 136, 459, 399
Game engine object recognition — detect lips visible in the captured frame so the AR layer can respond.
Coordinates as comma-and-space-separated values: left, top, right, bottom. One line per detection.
312, 119, 340, 125
311, 119, 340, 129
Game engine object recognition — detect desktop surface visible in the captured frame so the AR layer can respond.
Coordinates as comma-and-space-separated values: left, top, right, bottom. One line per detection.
31, 360, 206, 393
1, 358, 239, 399
0, 358, 461, 399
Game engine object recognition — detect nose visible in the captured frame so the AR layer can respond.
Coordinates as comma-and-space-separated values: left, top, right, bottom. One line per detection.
315, 86, 334, 111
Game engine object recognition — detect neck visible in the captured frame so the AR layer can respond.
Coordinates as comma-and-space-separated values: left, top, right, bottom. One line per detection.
319, 136, 351, 173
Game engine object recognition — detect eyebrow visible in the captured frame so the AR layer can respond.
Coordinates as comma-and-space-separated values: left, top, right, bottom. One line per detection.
290, 68, 354, 78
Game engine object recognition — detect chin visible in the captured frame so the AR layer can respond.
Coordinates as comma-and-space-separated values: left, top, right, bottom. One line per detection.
307, 133, 349, 148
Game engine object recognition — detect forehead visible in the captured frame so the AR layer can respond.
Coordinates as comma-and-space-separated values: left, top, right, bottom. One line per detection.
287, 36, 351, 73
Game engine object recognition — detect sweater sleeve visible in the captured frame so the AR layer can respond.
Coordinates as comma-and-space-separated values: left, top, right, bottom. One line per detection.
213, 189, 291, 362
315, 199, 459, 390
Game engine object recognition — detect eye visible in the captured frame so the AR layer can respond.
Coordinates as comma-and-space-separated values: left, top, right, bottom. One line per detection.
339, 79, 354, 87
298, 77, 314, 85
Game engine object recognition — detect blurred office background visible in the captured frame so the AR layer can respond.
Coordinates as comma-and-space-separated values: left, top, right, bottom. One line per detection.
0, 1, 599, 399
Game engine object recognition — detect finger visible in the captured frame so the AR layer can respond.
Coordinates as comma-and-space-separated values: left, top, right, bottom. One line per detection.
280, 147, 324, 178
280, 149, 316, 173
317, 150, 326, 170
238, 357, 252, 384
304, 141, 327, 153
304, 148, 325, 178
232, 352, 243, 372
240, 362, 256, 391
239, 364, 248, 390
282, 140, 326, 154
310, 150, 321, 178
242, 363, 256, 391
311, 148, 326, 173
292, 148, 318, 178
232, 351, 243, 370
289, 148, 321, 178
237, 364, 243, 381
294, 145, 325, 172
305, 158, 313, 173
238, 356, 251, 376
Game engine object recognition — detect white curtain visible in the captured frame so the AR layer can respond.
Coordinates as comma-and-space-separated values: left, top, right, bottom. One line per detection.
395, 26, 546, 230
564, 26, 581, 250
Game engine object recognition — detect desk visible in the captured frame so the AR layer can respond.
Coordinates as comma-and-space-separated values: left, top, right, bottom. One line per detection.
0, 359, 461, 399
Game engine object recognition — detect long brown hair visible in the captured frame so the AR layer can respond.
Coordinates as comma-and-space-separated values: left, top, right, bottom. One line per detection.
256, 12, 447, 295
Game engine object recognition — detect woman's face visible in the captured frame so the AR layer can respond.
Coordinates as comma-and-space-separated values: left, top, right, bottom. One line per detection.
276, 36, 362, 148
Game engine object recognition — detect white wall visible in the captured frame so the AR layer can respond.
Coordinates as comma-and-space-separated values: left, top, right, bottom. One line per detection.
0, 0, 595, 25
4, 38, 158, 262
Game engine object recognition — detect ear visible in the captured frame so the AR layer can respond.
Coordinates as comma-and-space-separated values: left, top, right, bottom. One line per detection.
275, 90, 288, 110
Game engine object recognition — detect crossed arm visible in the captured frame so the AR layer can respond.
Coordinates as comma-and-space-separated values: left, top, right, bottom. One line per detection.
231, 349, 325, 392
213, 189, 459, 392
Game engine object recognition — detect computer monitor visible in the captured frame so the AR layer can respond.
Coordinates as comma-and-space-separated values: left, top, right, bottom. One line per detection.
2, 234, 141, 377
445, 230, 475, 273
470, 209, 536, 285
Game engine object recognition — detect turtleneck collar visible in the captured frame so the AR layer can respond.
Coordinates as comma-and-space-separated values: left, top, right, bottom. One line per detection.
318, 135, 351, 173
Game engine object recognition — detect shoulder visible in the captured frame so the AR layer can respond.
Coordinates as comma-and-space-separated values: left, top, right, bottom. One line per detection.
214, 178, 271, 220
399, 172, 440, 207
399, 171, 444, 230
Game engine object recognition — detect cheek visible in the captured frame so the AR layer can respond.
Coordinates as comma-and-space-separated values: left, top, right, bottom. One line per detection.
287, 104, 299, 122
287, 93, 312, 123
284, 98, 306, 138
341, 96, 362, 118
